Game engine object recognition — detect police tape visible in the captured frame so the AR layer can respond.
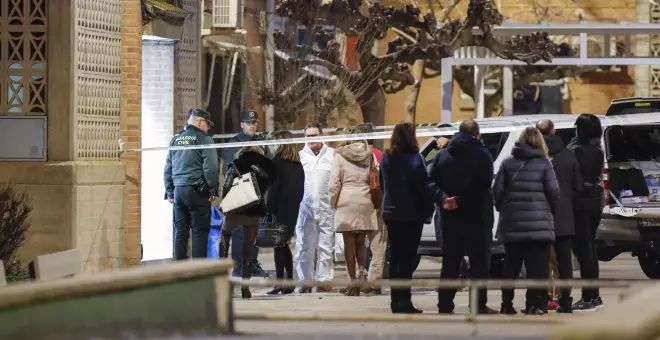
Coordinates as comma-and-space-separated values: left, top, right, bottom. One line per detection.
211, 122, 445, 139
121, 112, 660, 153
122, 120, 541, 153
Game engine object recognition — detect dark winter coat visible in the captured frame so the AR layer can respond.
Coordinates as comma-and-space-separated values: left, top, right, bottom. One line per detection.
430, 132, 494, 230
265, 155, 305, 237
493, 142, 560, 243
544, 135, 583, 237
222, 149, 276, 217
567, 137, 605, 212
220, 132, 271, 175
380, 151, 434, 223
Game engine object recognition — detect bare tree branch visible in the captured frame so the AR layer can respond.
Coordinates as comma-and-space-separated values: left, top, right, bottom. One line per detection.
270, 0, 571, 124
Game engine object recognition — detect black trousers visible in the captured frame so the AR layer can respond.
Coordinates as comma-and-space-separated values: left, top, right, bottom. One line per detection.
502, 241, 551, 309
274, 245, 293, 279
573, 209, 602, 300
386, 220, 423, 310
173, 186, 211, 260
554, 236, 573, 302
437, 226, 491, 313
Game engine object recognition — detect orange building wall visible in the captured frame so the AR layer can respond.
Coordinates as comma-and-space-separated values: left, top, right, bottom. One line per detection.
374, 0, 637, 126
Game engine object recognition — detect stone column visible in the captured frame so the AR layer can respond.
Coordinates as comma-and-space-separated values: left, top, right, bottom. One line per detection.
0, 0, 133, 272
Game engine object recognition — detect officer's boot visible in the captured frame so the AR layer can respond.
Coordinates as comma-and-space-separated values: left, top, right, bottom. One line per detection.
219, 232, 231, 259
241, 262, 252, 299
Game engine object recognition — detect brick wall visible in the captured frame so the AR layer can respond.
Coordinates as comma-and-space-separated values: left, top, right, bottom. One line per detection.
120, 0, 142, 266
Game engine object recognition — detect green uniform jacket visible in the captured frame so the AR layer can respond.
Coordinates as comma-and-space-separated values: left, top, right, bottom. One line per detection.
164, 125, 220, 199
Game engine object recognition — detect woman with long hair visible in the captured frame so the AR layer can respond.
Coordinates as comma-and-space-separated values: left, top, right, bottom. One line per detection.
493, 126, 560, 315
380, 122, 434, 313
265, 131, 305, 295
220, 145, 276, 299
328, 136, 379, 296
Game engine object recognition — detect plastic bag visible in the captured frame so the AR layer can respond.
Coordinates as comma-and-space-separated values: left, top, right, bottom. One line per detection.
208, 205, 224, 259
207, 228, 222, 259
211, 205, 223, 227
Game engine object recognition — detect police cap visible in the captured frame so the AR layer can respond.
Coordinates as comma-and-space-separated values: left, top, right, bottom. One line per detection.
187, 108, 214, 127
240, 109, 259, 123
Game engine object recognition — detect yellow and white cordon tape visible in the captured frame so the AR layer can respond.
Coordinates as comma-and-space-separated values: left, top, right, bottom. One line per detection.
119, 112, 660, 153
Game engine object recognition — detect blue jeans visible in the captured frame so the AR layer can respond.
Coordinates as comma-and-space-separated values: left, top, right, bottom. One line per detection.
231, 226, 260, 277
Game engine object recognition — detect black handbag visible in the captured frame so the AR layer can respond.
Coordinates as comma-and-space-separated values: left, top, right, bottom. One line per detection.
255, 214, 289, 248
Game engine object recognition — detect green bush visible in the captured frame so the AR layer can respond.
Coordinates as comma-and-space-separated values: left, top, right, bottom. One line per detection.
0, 185, 33, 282
4, 259, 30, 283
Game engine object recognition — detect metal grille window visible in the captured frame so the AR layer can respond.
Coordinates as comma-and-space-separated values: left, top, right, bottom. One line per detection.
175, 0, 200, 131
74, 0, 121, 159
0, 0, 48, 115
651, 1, 660, 97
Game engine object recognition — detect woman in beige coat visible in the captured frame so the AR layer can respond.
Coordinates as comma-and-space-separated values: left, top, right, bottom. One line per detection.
329, 140, 378, 296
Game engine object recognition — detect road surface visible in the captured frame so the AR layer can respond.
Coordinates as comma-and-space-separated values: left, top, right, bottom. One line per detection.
225, 252, 648, 338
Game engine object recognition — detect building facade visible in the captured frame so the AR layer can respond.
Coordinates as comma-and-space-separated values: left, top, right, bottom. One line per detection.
0, 0, 201, 270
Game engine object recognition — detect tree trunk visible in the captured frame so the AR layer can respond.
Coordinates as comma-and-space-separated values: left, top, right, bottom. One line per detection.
358, 85, 386, 150
405, 59, 426, 123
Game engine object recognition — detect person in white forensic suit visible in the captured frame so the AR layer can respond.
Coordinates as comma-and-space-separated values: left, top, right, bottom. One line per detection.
295, 122, 336, 293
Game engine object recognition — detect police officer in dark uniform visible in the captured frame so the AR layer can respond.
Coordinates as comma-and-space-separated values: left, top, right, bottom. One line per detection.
164, 108, 220, 260
220, 109, 272, 277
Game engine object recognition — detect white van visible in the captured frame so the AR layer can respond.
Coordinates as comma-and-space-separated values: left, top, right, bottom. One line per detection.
416, 103, 660, 279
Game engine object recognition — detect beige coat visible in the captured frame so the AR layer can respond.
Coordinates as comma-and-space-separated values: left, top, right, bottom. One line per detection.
329, 141, 378, 232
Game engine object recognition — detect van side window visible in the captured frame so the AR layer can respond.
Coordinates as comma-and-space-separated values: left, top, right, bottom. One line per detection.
422, 132, 509, 163
481, 132, 510, 161
555, 128, 576, 146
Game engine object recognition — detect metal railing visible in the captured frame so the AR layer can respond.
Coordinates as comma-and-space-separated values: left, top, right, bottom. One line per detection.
228, 277, 656, 335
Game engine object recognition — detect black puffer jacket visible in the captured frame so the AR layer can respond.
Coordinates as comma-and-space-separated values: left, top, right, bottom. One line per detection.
493, 142, 560, 243
265, 155, 304, 236
222, 148, 276, 217
545, 135, 583, 237
567, 137, 605, 212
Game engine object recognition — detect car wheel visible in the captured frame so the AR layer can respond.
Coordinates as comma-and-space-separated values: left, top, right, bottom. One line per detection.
638, 242, 660, 279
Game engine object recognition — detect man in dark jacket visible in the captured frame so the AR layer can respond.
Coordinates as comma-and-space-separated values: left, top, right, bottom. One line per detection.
164, 108, 219, 260
430, 119, 497, 314
219, 109, 271, 278
537, 119, 583, 313
566, 114, 606, 312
